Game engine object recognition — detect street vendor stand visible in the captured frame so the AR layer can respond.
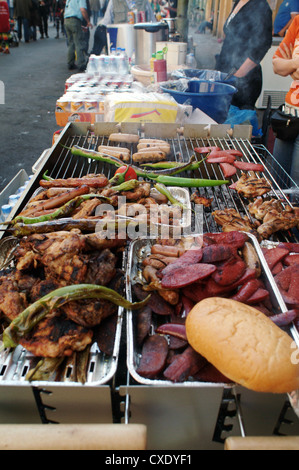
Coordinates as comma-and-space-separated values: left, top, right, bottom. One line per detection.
0, 38, 299, 447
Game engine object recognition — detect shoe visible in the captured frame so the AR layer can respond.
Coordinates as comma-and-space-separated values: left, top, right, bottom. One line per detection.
40, 36, 44, 39
46, 34, 49, 38
68, 64, 78, 70
55, 34, 59, 38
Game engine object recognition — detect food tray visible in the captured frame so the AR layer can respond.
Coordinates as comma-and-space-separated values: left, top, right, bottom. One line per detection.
125, 232, 291, 387
0, 237, 125, 388
260, 240, 299, 348
151, 186, 192, 230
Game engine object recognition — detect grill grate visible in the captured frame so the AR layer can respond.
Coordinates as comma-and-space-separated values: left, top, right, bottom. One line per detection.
1, 123, 298, 388
52, 128, 299, 242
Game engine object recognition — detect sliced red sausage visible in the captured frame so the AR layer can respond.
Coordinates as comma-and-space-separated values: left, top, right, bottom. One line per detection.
161, 263, 216, 289
219, 163, 237, 178
136, 334, 169, 379
233, 161, 265, 172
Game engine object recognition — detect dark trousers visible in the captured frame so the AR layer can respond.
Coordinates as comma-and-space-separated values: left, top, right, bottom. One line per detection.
90, 24, 107, 55
39, 11, 48, 37
17, 17, 30, 42
64, 16, 87, 69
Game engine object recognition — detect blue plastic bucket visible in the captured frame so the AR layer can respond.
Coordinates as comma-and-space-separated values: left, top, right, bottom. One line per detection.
160, 80, 237, 123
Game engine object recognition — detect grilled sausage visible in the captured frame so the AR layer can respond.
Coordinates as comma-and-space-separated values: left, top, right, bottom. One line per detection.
109, 133, 139, 143
132, 151, 167, 163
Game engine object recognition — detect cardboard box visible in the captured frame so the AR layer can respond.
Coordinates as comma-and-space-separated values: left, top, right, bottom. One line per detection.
155, 42, 187, 67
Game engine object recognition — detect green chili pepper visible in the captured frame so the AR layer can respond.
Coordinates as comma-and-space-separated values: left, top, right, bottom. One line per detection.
140, 155, 207, 174
154, 183, 191, 212
148, 175, 229, 187
2, 284, 151, 349
11, 194, 111, 225
108, 164, 130, 185
42, 170, 54, 181
110, 179, 139, 192
69, 146, 204, 178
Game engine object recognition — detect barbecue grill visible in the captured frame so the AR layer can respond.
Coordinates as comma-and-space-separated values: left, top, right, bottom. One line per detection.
0, 121, 298, 445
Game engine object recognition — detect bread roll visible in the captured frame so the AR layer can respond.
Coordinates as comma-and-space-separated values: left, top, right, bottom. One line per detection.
185, 297, 299, 393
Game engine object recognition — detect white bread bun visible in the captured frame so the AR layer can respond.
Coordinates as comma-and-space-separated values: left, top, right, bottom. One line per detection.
185, 297, 299, 393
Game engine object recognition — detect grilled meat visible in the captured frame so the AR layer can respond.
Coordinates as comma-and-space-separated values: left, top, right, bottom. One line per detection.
72, 198, 102, 219
235, 174, 271, 199
212, 208, 256, 233
39, 174, 108, 189
248, 198, 284, 221
30, 278, 66, 303
62, 269, 124, 328
190, 192, 213, 207
0, 269, 28, 321
100, 182, 151, 201
14, 231, 118, 285
19, 312, 93, 357
85, 249, 117, 286
247, 198, 299, 239
257, 207, 299, 239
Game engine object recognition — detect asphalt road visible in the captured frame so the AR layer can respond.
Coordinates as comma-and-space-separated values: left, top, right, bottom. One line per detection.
0, 21, 73, 192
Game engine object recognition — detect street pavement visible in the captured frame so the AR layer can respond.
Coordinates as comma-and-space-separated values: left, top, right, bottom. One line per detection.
0, 21, 221, 192
0, 20, 72, 191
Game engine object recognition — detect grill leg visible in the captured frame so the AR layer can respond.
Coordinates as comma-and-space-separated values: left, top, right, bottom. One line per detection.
273, 400, 294, 436
31, 386, 58, 424
213, 389, 240, 443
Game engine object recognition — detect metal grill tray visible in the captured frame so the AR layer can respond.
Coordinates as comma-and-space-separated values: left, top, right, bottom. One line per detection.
260, 240, 299, 348
0, 239, 125, 389
125, 232, 291, 387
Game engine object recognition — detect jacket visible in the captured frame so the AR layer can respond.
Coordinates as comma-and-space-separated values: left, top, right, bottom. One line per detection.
13, 0, 32, 19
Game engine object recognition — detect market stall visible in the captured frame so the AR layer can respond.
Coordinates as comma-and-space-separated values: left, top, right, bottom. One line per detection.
0, 30, 299, 447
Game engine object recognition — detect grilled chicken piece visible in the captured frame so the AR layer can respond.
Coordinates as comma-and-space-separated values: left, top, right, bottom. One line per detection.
257, 207, 299, 239
62, 269, 124, 328
100, 182, 151, 201
248, 198, 284, 221
19, 312, 93, 357
30, 278, 66, 303
0, 269, 28, 321
191, 192, 213, 207
235, 174, 271, 199
85, 249, 117, 286
212, 208, 256, 233
72, 198, 102, 219
14, 232, 118, 285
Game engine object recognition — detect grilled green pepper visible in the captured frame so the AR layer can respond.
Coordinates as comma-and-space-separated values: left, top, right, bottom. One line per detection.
2, 284, 150, 349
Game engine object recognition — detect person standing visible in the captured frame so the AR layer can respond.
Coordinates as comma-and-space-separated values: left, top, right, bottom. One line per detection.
90, 0, 155, 55
82, 0, 91, 54
0, 0, 10, 53
13, 0, 32, 42
64, 0, 92, 71
39, 0, 50, 38
53, 0, 65, 38
272, 15, 299, 184
216, 0, 272, 110
89, 0, 99, 25
30, 0, 41, 41
273, 0, 299, 37
166, 0, 177, 18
